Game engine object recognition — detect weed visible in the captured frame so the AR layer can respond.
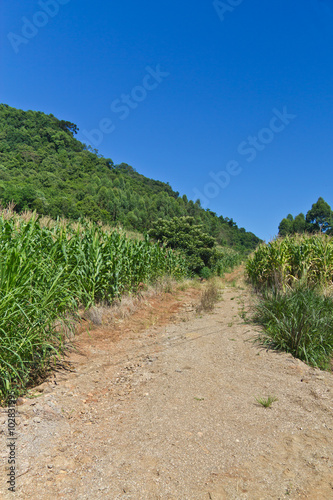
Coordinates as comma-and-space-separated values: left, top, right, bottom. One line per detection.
84, 306, 103, 326
255, 395, 278, 408
239, 305, 248, 322
196, 280, 220, 313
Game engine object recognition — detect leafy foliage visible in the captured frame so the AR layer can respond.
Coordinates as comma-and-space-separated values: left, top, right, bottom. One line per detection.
148, 216, 245, 274
148, 216, 215, 273
278, 198, 333, 236
306, 197, 333, 233
0, 104, 260, 253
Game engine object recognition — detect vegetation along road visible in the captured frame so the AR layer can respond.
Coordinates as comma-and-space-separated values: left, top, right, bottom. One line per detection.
1, 270, 332, 499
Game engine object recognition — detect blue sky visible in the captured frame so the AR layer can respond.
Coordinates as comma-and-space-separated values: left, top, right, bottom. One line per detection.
1, 0, 333, 241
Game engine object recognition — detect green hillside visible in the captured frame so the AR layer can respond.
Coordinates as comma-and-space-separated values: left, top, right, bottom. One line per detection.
0, 103, 260, 252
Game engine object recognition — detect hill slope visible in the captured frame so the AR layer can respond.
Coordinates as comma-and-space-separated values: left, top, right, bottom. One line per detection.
0, 104, 260, 252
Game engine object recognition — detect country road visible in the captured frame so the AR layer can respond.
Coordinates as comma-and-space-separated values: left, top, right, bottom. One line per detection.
1, 276, 332, 499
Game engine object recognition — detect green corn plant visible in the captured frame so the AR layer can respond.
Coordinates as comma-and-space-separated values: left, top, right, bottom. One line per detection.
246, 234, 333, 291
0, 212, 188, 403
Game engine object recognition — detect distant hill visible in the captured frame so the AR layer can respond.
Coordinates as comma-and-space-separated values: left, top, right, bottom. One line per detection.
0, 103, 261, 252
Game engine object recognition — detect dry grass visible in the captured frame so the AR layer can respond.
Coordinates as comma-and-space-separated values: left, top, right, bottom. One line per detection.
196, 279, 221, 313
82, 277, 192, 327
83, 306, 104, 325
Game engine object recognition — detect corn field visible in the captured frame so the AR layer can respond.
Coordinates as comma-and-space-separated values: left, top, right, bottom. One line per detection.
246, 233, 333, 291
0, 212, 188, 402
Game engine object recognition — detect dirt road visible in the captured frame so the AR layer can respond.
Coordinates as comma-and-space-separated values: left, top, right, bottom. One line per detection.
1, 277, 332, 499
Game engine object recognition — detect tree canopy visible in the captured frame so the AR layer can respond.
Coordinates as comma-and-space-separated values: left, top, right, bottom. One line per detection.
278, 198, 333, 237
306, 197, 333, 233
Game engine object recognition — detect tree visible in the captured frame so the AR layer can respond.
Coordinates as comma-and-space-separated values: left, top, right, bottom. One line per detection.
58, 120, 79, 135
148, 216, 216, 273
293, 213, 306, 234
306, 197, 333, 233
278, 215, 293, 237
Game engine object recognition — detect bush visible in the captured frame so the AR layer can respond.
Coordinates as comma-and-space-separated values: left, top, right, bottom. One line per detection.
212, 247, 243, 276
199, 267, 211, 279
148, 216, 215, 274
253, 285, 333, 370
149, 216, 244, 276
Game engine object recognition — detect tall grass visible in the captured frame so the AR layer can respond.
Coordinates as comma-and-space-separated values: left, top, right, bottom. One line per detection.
0, 211, 188, 403
247, 234, 333, 370
253, 286, 333, 370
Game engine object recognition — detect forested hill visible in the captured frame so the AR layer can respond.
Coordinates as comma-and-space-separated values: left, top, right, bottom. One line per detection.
0, 104, 260, 252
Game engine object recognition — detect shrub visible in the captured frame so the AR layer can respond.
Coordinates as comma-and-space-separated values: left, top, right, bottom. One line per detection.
199, 267, 211, 279
148, 216, 215, 274
212, 247, 243, 276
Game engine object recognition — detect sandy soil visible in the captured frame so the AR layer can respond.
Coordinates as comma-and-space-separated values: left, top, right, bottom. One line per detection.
1, 273, 332, 499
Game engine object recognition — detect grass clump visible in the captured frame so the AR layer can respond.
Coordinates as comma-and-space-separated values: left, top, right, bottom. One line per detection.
196, 280, 220, 313
247, 234, 333, 370
253, 286, 333, 370
254, 395, 278, 408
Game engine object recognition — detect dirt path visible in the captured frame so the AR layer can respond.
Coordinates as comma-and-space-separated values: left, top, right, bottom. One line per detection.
1, 275, 332, 499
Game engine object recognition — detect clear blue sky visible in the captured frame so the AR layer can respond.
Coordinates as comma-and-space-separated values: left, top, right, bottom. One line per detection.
1, 0, 333, 241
